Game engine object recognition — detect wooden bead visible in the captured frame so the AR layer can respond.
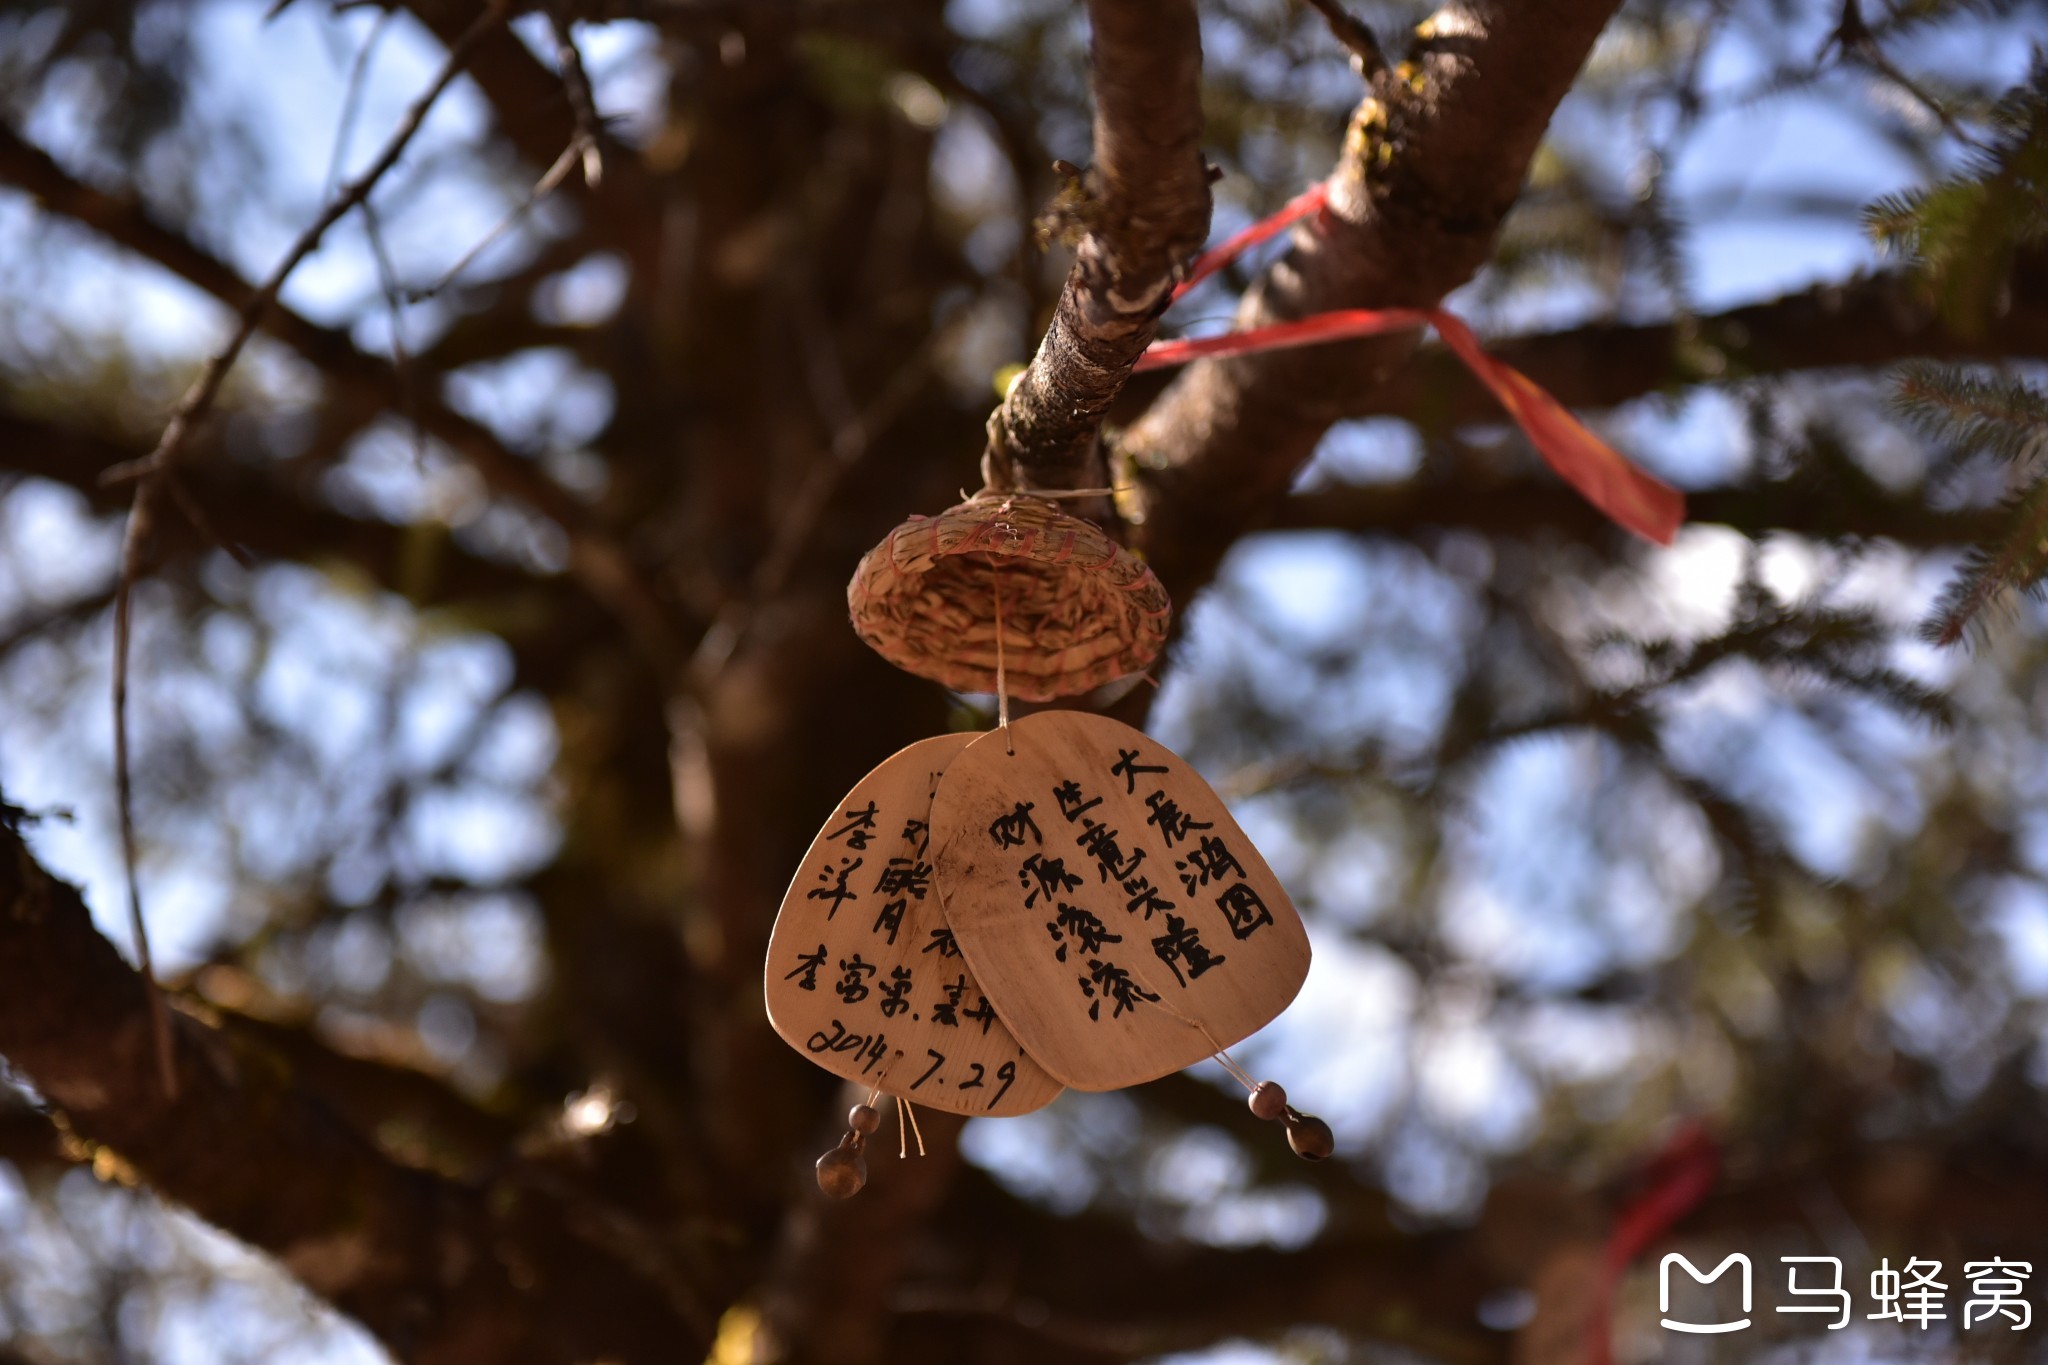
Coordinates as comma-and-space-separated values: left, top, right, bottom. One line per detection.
848, 1103, 881, 1135
1247, 1081, 1287, 1121
816, 1144, 868, 1198
1285, 1113, 1334, 1161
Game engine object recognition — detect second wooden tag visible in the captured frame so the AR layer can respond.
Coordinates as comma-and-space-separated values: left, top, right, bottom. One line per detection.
929, 712, 1311, 1091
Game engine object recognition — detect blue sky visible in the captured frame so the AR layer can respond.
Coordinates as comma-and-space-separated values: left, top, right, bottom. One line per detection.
0, 0, 2035, 1360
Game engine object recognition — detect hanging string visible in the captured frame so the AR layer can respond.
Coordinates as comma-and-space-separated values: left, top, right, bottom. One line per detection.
1192, 1019, 1258, 1093
1142, 180, 1685, 548
903, 1094, 927, 1157
992, 557, 1013, 755
896, 1095, 909, 1160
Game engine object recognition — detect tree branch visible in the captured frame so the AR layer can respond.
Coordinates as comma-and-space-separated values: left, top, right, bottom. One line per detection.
1363, 254, 2048, 426
0, 122, 685, 677
980, 0, 1211, 501
897, 1166, 1506, 1365
1273, 473, 2005, 548
1125, 0, 1627, 601
0, 815, 713, 1365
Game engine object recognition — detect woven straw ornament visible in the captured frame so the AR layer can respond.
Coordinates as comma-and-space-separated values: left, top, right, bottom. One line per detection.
846, 492, 1169, 702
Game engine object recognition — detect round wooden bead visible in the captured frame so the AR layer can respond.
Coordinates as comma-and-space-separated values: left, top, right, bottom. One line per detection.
816, 1144, 868, 1198
1247, 1081, 1287, 1122
848, 1103, 881, 1135
1285, 1114, 1334, 1161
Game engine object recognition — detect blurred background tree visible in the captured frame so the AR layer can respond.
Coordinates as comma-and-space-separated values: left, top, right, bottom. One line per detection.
1, 0, 2046, 1361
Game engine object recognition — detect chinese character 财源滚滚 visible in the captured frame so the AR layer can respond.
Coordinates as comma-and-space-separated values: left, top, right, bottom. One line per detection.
1047, 900, 1124, 963
988, 801, 1042, 849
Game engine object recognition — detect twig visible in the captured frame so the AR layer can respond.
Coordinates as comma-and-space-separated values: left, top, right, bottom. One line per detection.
546, 2, 605, 190
106, 0, 509, 1101
405, 138, 582, 303
1296, 0, 1385, 78
361, 202, 426, 469
686, 316, 936, 686
322, 7, 397, 203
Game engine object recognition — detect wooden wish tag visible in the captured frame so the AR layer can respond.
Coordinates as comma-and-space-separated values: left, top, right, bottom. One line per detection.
766, 732, 1063, 1118
929, 712, 1311, 1092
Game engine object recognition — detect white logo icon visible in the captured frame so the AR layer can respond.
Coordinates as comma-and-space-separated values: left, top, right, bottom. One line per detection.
1660, 1253, 1752, 1334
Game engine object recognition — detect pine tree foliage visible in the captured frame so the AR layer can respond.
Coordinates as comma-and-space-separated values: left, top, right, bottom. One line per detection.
1865, 61, 2048, 334
1863, 65, 2048, 645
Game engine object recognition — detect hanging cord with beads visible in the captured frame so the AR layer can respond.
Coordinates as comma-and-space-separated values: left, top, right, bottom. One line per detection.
1186, 1018, 1335, 1161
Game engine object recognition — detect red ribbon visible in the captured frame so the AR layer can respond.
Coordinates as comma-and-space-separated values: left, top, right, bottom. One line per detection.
1139, 183, 1686, 546
1588, 1120, 1720, 1365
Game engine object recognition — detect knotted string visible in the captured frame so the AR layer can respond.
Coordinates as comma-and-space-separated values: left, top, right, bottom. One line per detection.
1139, 181, 1685, 548
992, 556, 1013, 755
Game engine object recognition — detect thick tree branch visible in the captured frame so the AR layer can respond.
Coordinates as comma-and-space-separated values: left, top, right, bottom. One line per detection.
1126, 0, 1627, 601
897, 1166, 1506, 1365
980, 0, 1211, 499
1273, 473, 2005, 548
1364, 253, 2048, 426
0, 816, 712, 1365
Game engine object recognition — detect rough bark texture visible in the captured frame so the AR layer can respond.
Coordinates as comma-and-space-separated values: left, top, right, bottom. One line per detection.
1127, 0, 1628, 603
980, 0, 1213, 505
0, 819, 710, 1364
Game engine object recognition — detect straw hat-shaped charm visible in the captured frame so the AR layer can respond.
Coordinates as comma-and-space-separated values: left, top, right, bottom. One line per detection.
847, 492, 1169, 702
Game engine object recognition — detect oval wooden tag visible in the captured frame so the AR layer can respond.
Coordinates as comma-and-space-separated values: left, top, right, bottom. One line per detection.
766, 733, 1063, 1117
929, 712, 1310, 1091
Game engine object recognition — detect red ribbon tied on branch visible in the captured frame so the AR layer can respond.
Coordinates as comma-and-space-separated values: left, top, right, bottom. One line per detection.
1136, 182, 1686, 546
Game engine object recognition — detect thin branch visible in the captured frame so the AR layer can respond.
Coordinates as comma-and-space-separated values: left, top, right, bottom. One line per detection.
359, 202, 425, 468
322, 6, 397, 202
106, 1, 508, 1099
405, 137, 583, 303
979, 0, 1212, 505
1352, 252, 2048, 430
686, 316, 937, 686
1296, 0, 1385, 77
546, 2, 605, 190
0, 72, 686, 664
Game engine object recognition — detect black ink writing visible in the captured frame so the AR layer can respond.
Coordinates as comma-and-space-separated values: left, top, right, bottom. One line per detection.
1151, 912, 1227, 985
1175, 834, 1245, 894
1111, 747, 1168, 794
1144, 790, 1214, 848
878, 965, 914, 1018
784, 943, 827, 991
828, 802, 879, 850
988, 801, 1042, 849
806, 855, 863, 918
1215, 881, 1275, 940
835, 954, 878, 1004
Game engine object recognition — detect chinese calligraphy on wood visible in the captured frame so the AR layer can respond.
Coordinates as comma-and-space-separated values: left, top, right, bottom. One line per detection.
929, 712, 1311, 1091
766, 732, 1063, 1118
